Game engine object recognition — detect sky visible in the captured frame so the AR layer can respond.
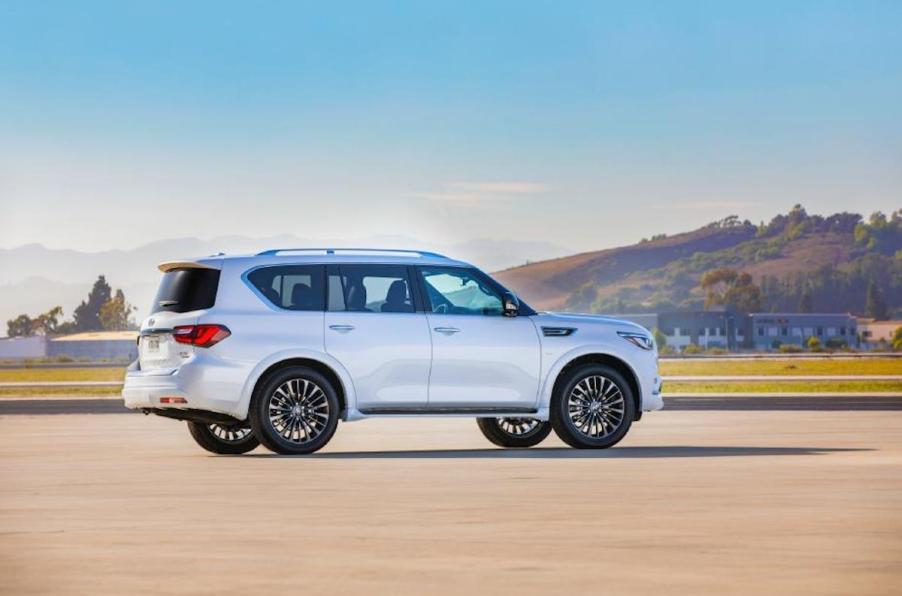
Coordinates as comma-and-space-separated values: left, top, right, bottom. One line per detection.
1, 1, 900, 254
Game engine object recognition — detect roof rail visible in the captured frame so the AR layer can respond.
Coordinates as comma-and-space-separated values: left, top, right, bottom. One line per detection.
256, 247, 449, 259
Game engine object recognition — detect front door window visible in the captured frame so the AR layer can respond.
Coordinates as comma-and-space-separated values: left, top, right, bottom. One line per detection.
420, 267, 503, 316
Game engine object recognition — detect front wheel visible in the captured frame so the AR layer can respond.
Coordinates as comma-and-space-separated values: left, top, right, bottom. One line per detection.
550, 364, 635, 449
249, 366, 340, 455
187, 422, 259, 455
476, 417, 552, 448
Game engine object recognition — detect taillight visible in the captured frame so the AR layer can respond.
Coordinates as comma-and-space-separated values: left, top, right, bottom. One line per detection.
172, 324, 231, 348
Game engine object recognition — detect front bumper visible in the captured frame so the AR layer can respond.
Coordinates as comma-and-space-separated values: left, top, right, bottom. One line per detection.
643, 375, 664, 411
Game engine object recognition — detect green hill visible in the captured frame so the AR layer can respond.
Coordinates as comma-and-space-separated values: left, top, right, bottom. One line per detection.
495, 206, 901, 317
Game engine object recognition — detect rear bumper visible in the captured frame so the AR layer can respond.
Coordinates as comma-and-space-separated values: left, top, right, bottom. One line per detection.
122, 356, 248, 420
122, 370, 188, 408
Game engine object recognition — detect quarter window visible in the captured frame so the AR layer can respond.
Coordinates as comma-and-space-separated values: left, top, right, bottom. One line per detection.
246, 265, 325, 311
420, 267, 503, 316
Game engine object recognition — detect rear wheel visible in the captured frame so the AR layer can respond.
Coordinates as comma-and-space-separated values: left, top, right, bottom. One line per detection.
476, 417, 552, 448
550, 364, 635, 449
249, 366, 340, 455
187, 421, 259, 455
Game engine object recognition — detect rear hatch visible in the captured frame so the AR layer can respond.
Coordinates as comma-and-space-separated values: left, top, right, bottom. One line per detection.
138, 262, 222, 373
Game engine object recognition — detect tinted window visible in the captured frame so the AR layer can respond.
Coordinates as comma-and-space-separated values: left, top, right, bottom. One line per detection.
152, 268, 220, 314
247, 265, 325, 311
420, 267, 503, 316
327, 273, 346, 311
330, 265, 414, 313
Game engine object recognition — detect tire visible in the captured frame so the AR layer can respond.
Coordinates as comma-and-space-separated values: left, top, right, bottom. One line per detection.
249, 366, 340, 455
187, 421, 259, 455
477, 417, 552, 448
550, 364, 635, 449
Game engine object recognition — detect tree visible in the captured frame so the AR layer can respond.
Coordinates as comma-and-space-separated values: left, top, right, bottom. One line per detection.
865, 280, 889, 320
652, 328, 667, 350
701, 268, 739, 309
807, 336, 821, 350
6, 314, 33, 337
99, 289, 136, 331
725, 273, 763, 313
32, 306, 63, 335
798, 288, 813, 313
701, 268, 762, 313
5, 306, 64, 337
73, 276, 112, 331
893, 327, 902, 351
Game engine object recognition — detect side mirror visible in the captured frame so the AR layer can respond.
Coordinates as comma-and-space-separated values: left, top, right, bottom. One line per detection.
502, 292, 520, 317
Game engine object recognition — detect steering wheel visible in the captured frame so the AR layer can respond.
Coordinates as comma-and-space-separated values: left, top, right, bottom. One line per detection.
434, 303, 449, 314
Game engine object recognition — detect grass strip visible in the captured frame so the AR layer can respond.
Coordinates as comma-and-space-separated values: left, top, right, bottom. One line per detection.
665, 380, 902, 394
0, 367, 127, 383
660, 358, 901, 377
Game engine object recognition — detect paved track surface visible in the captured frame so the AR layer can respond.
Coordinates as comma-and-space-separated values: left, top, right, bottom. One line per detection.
2, 394, 902, 416
2, 411, 901, 595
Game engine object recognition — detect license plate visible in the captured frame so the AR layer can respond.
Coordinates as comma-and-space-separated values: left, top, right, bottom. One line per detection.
145, 337, 160, 353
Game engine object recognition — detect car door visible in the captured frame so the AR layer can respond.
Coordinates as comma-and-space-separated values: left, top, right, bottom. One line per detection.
324, 264, 432, 411
417, 266, 541, 409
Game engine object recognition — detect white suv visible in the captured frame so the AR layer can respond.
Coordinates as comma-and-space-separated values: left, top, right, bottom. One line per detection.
123, 248, 662, 455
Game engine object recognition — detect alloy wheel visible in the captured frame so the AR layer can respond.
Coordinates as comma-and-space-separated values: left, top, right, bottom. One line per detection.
497, 417, 543, 436
267, 378, 331, 445
208, 424, 253, 444
566, 375, 626, 439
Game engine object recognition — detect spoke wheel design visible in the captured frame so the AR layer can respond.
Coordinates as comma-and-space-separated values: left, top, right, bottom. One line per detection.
267, 378, 331, 445
497, 417, 543, 437
187, 421, 259, 455
476, 417, 552, 448
567, 375, 626, 439
208, 424, 253, 444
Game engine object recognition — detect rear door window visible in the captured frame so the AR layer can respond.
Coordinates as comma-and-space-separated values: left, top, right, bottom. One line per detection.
152, 268, 221, 314
329, 265, 415, 313
246, 265, 325, 311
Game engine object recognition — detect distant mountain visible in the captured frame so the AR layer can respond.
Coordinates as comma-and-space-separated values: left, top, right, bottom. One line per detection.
5, 208, 898, 330
0, 235, 570, 326
496, 207, 901, 317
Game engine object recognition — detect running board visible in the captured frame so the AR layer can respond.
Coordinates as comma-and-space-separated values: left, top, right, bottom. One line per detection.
359, 406, 538, 416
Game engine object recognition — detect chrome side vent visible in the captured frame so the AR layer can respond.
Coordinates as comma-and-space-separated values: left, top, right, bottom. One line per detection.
542, 326, 576, 337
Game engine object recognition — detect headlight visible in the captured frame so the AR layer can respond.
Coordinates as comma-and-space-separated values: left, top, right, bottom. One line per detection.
617, 331, 654, 350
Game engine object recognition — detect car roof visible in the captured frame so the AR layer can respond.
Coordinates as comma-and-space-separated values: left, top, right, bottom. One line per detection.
159, 248, 473, 272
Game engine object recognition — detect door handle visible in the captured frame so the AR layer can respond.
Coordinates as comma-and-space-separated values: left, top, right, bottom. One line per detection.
433, 326, 461, 335
329, 324, 355, 332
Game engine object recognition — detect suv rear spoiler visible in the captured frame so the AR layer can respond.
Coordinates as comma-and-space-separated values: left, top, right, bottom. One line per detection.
157, 260, 221, 273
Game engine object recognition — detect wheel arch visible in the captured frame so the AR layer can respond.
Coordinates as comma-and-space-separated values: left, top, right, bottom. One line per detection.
239, 352, 355, 420
545, 352, 643, 421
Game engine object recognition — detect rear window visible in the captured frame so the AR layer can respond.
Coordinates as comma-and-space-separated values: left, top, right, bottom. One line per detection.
152, 268, 221, 314
246, 265, 325, 311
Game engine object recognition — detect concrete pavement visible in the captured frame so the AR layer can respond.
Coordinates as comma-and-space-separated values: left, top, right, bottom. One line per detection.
1, 411, 901, 594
